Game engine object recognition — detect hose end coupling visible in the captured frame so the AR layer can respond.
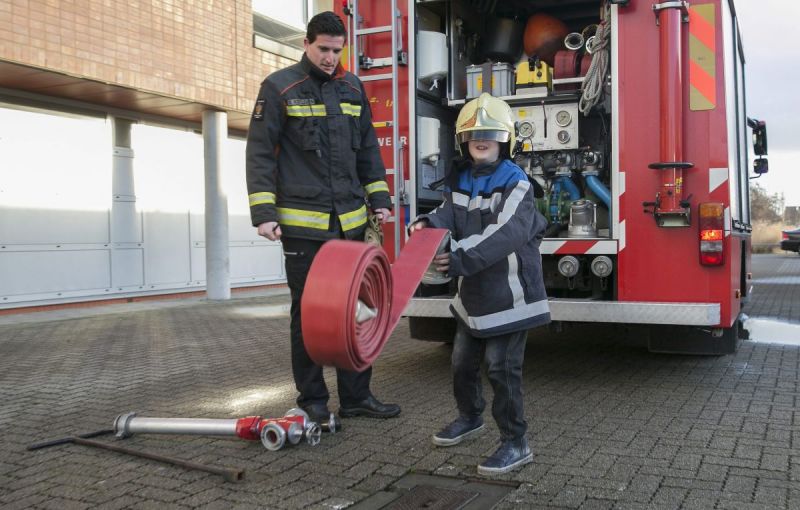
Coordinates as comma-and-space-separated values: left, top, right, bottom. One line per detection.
113, 412, 137, 439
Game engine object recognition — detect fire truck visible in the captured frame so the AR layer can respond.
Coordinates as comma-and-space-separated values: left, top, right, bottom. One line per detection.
334, 0, 769, 354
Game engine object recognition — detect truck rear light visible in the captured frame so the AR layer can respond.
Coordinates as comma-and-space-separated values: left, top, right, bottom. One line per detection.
782, 231, 789, 241
699, 202, 724, 266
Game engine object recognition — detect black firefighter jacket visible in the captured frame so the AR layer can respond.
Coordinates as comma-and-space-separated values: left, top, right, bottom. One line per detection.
246, 55, 391, 241
417, 159, 551, 338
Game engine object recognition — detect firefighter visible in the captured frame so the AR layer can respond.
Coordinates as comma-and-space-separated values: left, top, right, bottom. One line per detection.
409, 93, 550, 474
246, 11, 400, 426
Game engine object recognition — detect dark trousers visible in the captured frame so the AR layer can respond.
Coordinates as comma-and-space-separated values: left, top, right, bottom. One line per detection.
282, 236, 372, 408
451, 322, 528, 441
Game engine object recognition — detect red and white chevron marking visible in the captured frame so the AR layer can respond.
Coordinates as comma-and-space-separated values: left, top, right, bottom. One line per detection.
541, 240, 618, 255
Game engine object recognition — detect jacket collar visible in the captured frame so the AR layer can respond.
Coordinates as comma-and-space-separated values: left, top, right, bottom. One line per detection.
471, 159, 503, 177
301, 54, 345, 82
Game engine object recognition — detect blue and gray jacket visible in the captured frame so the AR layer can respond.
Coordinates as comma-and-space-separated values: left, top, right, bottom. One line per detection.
417, 159, 551, 338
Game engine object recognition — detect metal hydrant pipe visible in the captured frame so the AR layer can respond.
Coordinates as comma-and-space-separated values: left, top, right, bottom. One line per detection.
113, 409, 323, 451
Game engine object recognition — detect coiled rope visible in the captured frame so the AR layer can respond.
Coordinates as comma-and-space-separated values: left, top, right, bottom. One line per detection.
580, 2, 611, 115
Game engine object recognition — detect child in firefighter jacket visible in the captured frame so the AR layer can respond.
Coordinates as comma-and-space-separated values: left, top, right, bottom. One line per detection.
409, 93, 550, 475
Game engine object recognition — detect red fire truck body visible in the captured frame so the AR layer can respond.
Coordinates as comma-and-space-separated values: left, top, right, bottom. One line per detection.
335, 0, 768, 354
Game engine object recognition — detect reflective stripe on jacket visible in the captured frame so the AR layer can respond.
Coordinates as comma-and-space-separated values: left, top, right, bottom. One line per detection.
246, 54, 391, 241
417, 159, 551, 337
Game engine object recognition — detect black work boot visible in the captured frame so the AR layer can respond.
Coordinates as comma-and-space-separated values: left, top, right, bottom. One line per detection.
339, 395, 401, 418
432, 416, 484, 446
477, 437, 532, 475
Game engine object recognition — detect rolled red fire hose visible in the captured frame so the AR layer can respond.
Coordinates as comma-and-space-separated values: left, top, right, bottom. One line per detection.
301, 228, 448, 371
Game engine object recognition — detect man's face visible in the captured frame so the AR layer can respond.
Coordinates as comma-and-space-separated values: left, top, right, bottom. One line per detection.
304, 34, 346, 75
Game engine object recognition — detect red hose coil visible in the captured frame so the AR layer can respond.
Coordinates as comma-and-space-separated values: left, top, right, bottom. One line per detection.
301, 228, 448, 372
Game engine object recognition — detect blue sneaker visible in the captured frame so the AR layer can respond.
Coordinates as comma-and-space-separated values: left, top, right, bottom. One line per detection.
432, 416, 484, 446
477, 437, 532, 475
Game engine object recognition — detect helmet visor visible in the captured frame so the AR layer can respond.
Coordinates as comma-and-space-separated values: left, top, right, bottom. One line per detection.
457, 129, 511, 144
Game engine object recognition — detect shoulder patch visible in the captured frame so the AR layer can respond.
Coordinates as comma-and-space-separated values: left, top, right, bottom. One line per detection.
252, 99, 265, 121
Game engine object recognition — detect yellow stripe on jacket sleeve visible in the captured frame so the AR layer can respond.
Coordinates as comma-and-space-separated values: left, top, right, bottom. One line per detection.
364, 180, 389, 195
338, 205, 368, 231
249, 191, 276, 206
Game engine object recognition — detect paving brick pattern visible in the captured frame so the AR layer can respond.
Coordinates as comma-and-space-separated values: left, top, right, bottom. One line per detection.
1, 254, 799, 509
746, 254, 800, 323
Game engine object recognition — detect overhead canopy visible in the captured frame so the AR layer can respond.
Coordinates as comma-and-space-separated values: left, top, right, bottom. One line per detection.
0, 60, 251, 135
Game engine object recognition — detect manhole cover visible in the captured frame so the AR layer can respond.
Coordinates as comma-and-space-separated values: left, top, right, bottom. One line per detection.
384, 484, 479, 510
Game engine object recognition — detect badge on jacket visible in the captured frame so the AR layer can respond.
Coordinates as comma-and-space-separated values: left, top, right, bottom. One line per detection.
252, 99, 265, 121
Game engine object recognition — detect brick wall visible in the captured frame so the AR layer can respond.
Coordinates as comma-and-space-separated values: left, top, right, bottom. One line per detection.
0, 0, 294, 113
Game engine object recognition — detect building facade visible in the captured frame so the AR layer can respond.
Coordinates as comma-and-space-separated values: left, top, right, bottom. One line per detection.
0, 1, 330, 309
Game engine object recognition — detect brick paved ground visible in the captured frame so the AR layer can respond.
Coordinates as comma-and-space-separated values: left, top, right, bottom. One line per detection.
746, 254, 800, 323
0, 254, 799, 509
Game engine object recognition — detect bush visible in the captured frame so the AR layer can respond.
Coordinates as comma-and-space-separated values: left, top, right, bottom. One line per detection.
751, 221, 783, 253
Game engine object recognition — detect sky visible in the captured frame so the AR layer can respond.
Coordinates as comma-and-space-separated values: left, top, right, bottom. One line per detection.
736, 0, 800, 207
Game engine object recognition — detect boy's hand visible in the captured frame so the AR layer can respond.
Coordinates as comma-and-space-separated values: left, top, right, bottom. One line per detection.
408, 220, 428, 234
432, 252, 450, 273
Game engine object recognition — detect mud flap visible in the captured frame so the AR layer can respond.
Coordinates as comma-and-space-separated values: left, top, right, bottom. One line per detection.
409, 317, 456, 343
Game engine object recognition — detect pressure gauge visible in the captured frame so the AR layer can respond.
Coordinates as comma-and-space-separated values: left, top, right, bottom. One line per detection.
557, 130, 571, 144
555, 110, 572, 127
518, 121, 535, 138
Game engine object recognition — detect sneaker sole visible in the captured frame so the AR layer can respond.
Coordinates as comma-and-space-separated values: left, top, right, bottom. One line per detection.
338, 408, 401, 419
477, 452, 533, 475
432, 424, 485, 447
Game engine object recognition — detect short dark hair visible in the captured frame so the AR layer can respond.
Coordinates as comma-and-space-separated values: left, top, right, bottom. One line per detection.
306, 11, 347, 43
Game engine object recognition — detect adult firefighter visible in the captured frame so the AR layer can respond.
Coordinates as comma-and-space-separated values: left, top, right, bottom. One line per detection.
246, 11, 400, 426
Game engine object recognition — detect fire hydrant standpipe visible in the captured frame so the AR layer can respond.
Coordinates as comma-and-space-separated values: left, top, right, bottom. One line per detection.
301, 228, 449, 372
113, 408, 323, 451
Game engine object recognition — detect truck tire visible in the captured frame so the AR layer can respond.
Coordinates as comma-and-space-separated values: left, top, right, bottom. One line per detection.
409, 316, 456, 343
647, 316, 746, 355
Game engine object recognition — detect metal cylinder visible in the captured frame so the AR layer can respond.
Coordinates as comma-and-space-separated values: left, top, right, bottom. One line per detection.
557, 255, 580, 278
355, 300, 378, 323
568, 199, 597, 238
284, 408, 325, 442
304, 422, 322, 446
654, 4, 689, 222
114, 413, 239, 439
585, 35, 597, 54
260, 423, 287, 451
590, 256, 613, 278
259, 418, 303, 445
283, 421, 304, 445
564, 32, 584, 51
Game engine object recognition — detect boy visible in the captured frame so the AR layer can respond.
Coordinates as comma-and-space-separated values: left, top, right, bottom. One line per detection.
409, 93, 550, 475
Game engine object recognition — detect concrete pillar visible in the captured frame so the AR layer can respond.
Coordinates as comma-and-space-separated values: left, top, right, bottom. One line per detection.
110, 117, 143, 287
202, 110, 230, 300
111, 118, 136, 240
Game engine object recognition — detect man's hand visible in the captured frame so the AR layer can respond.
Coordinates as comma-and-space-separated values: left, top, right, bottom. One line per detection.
257, 221, 282, 241
373, 208, 391, 225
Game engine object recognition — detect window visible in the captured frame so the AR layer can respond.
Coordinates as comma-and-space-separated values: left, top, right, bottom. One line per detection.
252, 0, 314, 61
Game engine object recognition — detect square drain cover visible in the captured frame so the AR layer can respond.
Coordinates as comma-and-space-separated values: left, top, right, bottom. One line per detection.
384, 484, 479, 510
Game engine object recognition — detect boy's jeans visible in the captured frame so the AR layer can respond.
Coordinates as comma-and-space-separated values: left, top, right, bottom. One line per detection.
451, 322, 528, 441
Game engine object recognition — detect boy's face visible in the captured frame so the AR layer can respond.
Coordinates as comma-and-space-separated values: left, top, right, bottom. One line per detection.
304, 34, 345, 75
468, 139, 501, 164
